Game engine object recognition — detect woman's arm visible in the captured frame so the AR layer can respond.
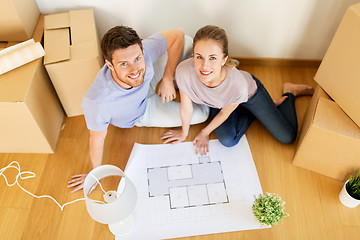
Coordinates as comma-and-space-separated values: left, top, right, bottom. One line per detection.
202, 103, 239, 136
193, 103, 239, 155
161, 90, 193, 143
179, 90, 194, 137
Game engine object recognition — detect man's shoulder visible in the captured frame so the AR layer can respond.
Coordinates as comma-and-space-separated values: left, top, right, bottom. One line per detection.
83, 64, 111, 101
142, 33, 166, 45
142, 33, 167, 64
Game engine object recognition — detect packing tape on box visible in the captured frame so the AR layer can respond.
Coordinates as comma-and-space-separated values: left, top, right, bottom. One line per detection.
0, 39, 45, 75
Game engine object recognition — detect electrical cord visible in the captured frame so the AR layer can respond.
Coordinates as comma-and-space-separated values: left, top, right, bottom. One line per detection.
1, 161, 105, 211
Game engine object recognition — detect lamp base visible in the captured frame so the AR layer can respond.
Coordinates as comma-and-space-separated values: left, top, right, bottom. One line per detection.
108, 214, 135, 236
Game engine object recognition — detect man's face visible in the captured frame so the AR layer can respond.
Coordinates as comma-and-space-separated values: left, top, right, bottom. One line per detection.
106, 44, 146, 89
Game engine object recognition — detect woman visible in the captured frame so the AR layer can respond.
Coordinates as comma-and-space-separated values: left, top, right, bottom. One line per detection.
161, 25, 314, 155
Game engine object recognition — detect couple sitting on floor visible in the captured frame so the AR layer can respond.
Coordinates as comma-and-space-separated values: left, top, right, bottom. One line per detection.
68, 25, 314, 193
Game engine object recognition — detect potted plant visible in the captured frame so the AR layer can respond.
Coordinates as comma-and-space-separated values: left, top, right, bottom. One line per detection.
252, 192, 289, 227
339, 169, 360, 208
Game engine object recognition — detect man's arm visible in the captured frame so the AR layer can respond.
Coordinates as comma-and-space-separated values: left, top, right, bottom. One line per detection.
89, 129, 107, 169
68, 129, 107, 193
157, 29, 185, 103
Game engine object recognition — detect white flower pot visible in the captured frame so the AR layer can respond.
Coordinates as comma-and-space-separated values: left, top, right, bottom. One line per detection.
339, 180, 360, 208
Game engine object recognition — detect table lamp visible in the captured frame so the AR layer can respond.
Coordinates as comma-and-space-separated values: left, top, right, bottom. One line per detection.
83, 165, 137, 236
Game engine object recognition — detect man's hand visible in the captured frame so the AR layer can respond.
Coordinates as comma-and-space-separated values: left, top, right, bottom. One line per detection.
157, 29, 184, 103
68, 173, 98, 194
161, 129, 187, 144
157, 79, 176, 103
68, 173, 88, 193
193, 131, 209, 155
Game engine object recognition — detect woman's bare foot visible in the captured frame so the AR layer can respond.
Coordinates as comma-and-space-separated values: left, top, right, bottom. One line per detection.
274, 96, 288, 106
283, 82, 314, 97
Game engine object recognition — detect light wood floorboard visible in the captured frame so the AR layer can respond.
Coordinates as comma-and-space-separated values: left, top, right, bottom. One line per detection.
1, 65, 359, 240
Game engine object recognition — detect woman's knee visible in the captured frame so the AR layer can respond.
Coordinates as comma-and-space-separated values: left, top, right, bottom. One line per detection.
276, 132, 296, 144
217, 133, 241, 147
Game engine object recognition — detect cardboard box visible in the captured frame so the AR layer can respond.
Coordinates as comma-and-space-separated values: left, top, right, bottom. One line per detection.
0, 15, 64, 153
43, 9, 104, 117
314, 3, 360, 128
0, 0, 40, 41
293, 86, 360, 181
0, 52, 64, 153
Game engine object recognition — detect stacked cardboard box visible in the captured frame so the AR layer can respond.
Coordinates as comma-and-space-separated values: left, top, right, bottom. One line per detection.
293, 3, 360, 180
314, 3, 360, 128
43, 9, 104, 117
0, 0, 40, 41
0, 16, 65, 153
293, 86, 360, 180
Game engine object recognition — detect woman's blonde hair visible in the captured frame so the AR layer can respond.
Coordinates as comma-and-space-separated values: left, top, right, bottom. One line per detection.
193, 25, 236, 70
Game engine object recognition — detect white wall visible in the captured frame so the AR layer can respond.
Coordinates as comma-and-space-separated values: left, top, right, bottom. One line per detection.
36, 0, 360, 59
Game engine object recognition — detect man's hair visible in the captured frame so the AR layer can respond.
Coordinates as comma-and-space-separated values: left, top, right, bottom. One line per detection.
101, 25, 143, 64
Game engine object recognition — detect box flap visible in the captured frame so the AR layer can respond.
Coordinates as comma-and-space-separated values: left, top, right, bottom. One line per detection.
0, 39, 45, 75
314, 98, 360, 139
44, 12, 70, 30
69, 9, 97, 44
44, 28, 70, 65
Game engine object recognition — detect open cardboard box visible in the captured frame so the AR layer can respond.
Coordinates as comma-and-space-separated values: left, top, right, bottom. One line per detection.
0, 16, 65, 153
315, 3, 360, 128
0, 0, 40, 41
293, 86, 360, 181
44, 9, 104, 117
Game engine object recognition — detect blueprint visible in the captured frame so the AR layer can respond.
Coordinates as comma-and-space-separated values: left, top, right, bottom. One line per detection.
117, 137, 264, 240
148, 159, 229, 209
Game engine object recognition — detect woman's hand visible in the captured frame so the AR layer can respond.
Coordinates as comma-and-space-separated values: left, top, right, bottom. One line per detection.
193, 131, 209, 155
161, 130, 187, 144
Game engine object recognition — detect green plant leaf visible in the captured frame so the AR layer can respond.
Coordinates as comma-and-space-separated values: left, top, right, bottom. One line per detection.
346, 169, 360, 200
252, 192, 289, 227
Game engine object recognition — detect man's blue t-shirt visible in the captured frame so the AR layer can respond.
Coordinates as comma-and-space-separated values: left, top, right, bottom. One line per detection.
82, 33, 167, 131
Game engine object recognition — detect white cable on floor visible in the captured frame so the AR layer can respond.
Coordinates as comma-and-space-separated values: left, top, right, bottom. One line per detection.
0, 161, 105, 211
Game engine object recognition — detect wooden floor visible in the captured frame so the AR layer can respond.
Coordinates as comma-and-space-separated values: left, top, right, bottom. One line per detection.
1, 65, 360, 240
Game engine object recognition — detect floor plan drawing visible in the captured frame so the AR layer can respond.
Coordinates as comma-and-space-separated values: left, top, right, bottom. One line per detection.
118, 137, 265, 240
147, 159, 229, 209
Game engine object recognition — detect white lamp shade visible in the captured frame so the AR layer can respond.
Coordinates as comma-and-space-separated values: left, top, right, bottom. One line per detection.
83, 165, 137, 224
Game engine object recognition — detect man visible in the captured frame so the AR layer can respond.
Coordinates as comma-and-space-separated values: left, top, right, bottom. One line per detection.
68, 26, 208, 192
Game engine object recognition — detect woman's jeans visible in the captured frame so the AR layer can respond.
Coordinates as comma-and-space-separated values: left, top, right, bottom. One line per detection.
210, 76, 297, 147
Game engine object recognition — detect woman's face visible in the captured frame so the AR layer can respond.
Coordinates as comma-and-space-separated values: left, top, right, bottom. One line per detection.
193, 39, 228, 87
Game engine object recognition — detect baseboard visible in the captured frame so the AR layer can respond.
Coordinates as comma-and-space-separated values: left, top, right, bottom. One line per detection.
232, 57, 321, 68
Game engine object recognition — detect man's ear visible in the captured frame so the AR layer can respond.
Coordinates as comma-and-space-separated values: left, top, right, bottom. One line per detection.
105, 59, 114, 70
